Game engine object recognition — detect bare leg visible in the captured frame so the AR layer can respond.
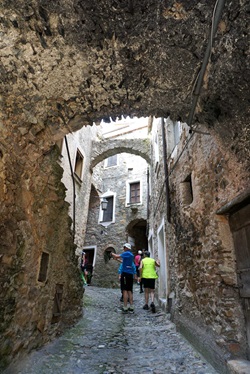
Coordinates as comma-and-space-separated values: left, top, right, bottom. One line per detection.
123, 290, 128, 308
149, 289, 156, 312
150, 289, 155, 304
144, 288, 149, 305
128, 291, 133, 306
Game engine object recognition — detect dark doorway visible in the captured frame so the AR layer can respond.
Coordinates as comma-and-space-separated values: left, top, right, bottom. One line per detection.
126, 218, 148, 253
229, 204, 250, 358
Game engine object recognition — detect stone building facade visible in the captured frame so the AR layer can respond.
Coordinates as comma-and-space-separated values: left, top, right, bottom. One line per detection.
59, 124, 98, 255
83, 118, 150, 287
148, 117, 250, 373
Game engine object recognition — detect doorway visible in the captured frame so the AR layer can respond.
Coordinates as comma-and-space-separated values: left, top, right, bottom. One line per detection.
229, 204, 250, 358
126, 219, 148, 252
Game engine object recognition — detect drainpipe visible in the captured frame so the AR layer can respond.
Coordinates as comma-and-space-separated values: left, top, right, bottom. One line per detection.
64, 135, 76, 239
188, 0, 226, 130
161, 118, 171, 222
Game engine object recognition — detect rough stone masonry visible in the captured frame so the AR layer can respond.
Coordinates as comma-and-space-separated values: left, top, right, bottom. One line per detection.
0, 0, 249, 370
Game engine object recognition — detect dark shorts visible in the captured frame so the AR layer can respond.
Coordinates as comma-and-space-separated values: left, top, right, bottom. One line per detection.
142, 278, 156, 289
121, 272, 134, 292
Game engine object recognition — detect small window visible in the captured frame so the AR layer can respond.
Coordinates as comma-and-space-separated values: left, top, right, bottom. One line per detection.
180, 173, 193, 206
130, 182, 140, 203
105, 155, 117, 168
104, 247, 115, 264
102, 196, 114, 222
74, 150, 84, 179
38, 252, 49, 282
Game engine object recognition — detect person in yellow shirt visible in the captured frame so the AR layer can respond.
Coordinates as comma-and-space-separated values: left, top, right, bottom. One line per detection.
138, 251, 160, 313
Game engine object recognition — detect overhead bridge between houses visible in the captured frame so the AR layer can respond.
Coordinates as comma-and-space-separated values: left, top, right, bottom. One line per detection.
90, 138, 151, 170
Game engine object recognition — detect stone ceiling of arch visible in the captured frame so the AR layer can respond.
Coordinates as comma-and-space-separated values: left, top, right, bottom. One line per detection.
0, 1, 249, 160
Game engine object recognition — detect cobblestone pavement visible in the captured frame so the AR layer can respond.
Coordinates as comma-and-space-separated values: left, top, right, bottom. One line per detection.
4, 285, 219, 374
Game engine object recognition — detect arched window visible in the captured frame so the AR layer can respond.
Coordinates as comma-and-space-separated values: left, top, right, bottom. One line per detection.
104, 247, 115, 264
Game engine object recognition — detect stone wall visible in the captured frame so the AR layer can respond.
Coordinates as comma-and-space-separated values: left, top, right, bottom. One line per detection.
0, 130, 83, 369
148, 117, 250, 371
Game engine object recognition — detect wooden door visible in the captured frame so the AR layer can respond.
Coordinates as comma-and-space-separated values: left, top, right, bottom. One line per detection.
229, 204, 250, 358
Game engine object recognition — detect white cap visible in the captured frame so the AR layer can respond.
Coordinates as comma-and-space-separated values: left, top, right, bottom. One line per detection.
123, 243, 131, 250
138, 250, 142, 254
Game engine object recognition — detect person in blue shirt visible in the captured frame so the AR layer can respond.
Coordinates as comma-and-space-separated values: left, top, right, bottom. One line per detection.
118, 260, 136, 302
112, 243, 135, 313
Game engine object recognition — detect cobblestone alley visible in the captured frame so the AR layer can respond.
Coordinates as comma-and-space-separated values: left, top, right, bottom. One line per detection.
4, 286, 218, 374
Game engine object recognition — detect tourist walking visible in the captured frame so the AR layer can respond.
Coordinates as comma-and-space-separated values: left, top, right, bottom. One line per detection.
80, 250, 87, 286
118, 261, 136, 302
135, 249, 144, 293
111, 243, 135, 313
139, 251, 160, 313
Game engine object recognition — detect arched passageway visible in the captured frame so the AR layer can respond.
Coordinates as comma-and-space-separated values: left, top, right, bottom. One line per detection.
1, 1, 249, 371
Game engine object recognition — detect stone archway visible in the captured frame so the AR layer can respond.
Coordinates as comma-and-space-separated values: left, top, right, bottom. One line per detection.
1, 1, 249, 370
90, 138, 150, 170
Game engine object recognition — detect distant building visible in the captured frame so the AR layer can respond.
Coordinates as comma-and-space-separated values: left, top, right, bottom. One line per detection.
83, 117, 149, 287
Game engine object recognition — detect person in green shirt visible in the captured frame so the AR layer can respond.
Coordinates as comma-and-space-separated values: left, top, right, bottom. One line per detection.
138, 251, 160, 313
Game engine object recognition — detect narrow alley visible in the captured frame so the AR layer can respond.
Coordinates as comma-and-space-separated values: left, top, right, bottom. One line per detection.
4, 286, 218, 374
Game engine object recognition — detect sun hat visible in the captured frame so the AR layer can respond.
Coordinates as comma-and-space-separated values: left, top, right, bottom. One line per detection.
123, 243, 131, 250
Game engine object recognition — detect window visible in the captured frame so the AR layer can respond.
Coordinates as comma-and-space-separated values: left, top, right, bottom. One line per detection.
126, 180, 142, 206
38, 252, 49, 282
102, 196, 114, 222
74, 149, 84, 179
104, 247, 115, 264
130, 182, 140, 203
105, 155, 117, 168
99, 192, 116, 226
180, 173, 193, 206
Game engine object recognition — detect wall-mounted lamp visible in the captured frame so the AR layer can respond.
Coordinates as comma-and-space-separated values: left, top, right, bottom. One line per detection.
92, 195, 108, 210
101, 198, 108, 211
